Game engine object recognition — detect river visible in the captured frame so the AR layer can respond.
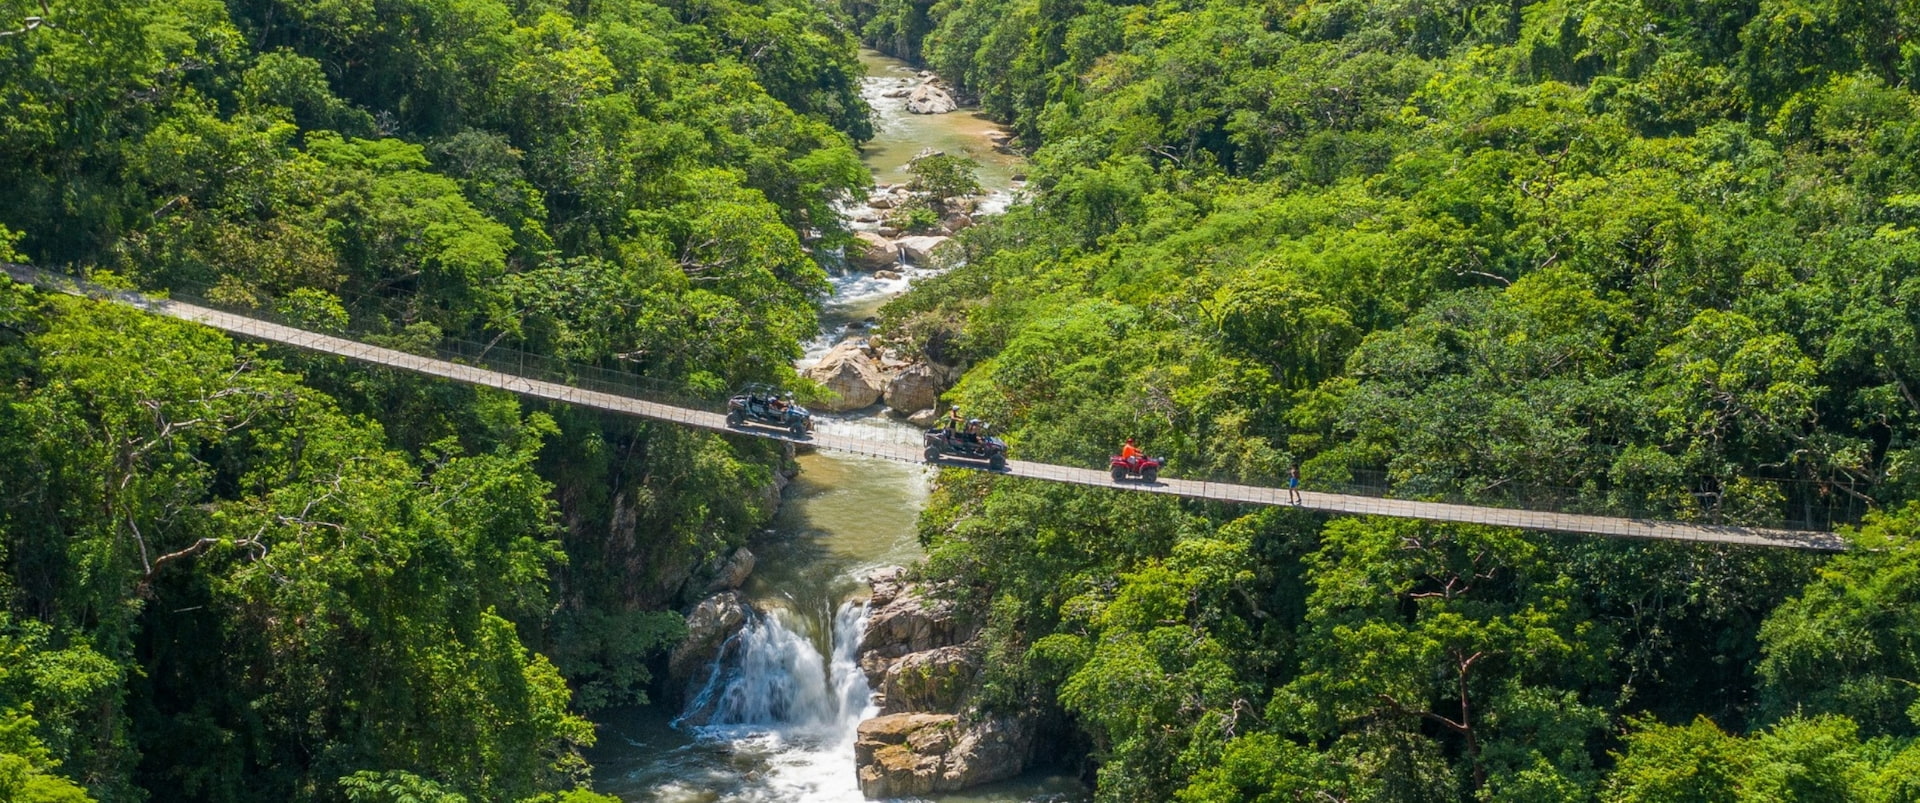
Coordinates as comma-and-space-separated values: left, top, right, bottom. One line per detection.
585, 51, 1085, 803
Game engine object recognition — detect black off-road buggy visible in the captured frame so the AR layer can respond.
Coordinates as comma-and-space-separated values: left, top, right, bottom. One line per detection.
726, 383, 814, 437
925, 419, 1008, 471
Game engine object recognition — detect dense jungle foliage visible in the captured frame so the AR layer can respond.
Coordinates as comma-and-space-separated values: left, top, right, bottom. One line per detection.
0, 0, 868, 799
849, 0, 1920, 799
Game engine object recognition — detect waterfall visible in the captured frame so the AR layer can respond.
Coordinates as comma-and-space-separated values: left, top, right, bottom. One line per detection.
829, 600, 879, 726
681, 600, 874, 736
587, 46, 1057, 799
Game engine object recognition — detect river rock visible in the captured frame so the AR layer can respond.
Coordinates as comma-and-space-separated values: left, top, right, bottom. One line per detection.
884, 362, 942, 415
703, 547, 756, 593
869, 566, 908, 607
943, 212, 974, 232
877, 226, 901, 238
858, 575, 977, 687
882, 87, 910, 98
907, 83, 958, 114
804, 340, 886, 412
905, 408, 941, 427
668, 590, 750, 684
874, 270, 903, 281
867, 194, 894, 210
849, 231, 898, 271
893, 235, 950, 265
856, 714, 954, 798
855, 713, 1036, 798
880, 645, 980, 714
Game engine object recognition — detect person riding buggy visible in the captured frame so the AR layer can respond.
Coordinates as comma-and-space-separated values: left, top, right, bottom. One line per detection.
726, 383, 814, 437
1111, 438, 1163, 482
925, 414, 1008, 470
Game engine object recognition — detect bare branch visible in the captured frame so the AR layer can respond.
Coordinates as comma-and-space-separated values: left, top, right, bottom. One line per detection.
142, 537, 221, 581
1456, 269, 1512, 287
1376, 692, 1469, 735
0, 1, 52, 38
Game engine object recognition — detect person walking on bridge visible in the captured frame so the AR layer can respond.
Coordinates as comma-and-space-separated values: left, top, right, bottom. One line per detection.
1288, 464, 1302, 504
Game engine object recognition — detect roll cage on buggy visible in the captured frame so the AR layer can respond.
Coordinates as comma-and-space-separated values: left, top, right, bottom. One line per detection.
924, 417, 1008, 471
726, 383, 813, 437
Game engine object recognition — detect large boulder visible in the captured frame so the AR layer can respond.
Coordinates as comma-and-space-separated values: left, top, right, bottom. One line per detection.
892, 235, 950, 266
856, 713, 955, 798
880, 645, 980, 714
804, 340, 886, 411
848, 231, 898, 271
667, 591, 750, 684
906, 83, 958, 114
884, 362, 942, 414
855, 713, 1035, 798
868, 566, 908, 608
858, 575, 978, 688
703, 547, 756, 593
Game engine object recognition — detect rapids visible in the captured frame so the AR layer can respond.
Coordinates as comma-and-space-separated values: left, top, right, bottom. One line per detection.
587, 50, 1083, 802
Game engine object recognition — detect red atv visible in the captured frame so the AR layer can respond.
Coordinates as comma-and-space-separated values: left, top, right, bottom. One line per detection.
1109, 453, 1164, 483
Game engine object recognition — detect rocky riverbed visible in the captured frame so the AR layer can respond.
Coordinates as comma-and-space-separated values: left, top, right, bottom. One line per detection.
851, 568, 1039, 798
591, 49, 1079, 803
803, 337, 965, 421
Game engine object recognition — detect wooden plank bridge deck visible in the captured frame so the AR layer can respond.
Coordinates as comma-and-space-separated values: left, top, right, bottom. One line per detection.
2, 264, 1848, 551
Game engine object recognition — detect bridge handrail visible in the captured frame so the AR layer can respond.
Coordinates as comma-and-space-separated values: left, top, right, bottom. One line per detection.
0, 263, 1853, 550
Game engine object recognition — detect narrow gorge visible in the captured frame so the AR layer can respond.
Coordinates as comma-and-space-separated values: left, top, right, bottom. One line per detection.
585, 51, 1080, 803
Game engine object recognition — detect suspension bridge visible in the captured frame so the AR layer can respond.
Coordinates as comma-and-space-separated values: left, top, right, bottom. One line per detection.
1, 263, 1849, 551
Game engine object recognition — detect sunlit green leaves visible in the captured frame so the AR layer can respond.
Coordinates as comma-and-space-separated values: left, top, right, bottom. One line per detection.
0, 294, 596, 799
1758, 506, 1920, 736
1604, 714, 1912, 802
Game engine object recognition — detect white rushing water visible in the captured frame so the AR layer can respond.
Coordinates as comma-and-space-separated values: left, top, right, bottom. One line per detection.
588, 48, 1083, 803
666, 602, 879, 802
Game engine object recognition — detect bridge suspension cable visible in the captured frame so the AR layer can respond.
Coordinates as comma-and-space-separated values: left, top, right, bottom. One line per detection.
0, 263, 1848, 551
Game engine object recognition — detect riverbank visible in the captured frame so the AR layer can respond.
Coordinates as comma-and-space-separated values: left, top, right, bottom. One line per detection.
588, 49, 1084, 802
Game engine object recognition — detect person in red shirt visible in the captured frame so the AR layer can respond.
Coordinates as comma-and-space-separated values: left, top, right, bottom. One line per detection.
1120, 438, 1143, 460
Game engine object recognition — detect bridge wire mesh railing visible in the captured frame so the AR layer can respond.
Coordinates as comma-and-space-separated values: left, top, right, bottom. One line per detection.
2, 264, 1866, 535
46, 267, 934, 465
1156, 433, 1868, 534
